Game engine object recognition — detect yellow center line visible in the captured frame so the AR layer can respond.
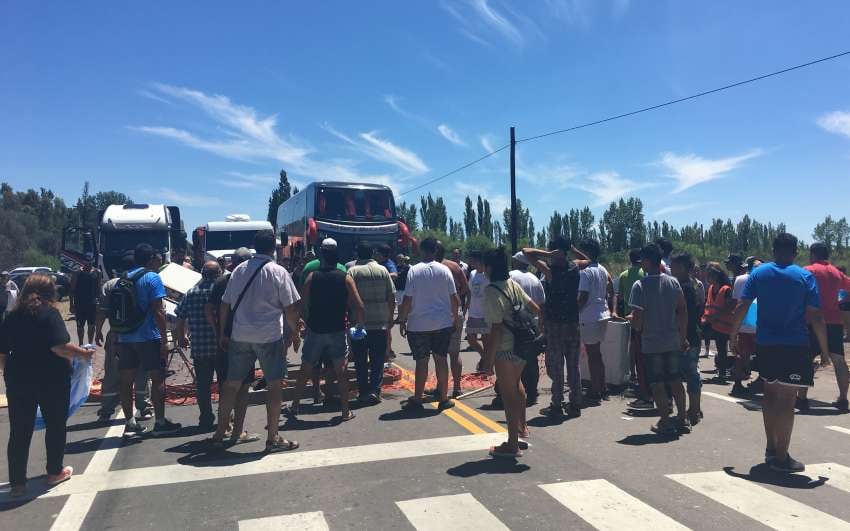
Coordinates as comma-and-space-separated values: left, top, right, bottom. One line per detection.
391, 363, 504, 434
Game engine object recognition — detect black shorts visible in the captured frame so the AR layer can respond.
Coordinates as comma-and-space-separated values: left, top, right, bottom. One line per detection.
757, 344, 814, 387
809, 324, 845, 357
407, 328, 453, 361
645, 351, 681, 385
118, 341, 165, 372
75, 305, 96, 326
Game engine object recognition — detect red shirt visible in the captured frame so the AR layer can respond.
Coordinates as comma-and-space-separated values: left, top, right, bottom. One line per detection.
805, 261, 850, 325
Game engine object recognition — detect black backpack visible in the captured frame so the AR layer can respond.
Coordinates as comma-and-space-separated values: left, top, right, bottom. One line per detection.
104, 269, 148, 334
488, 282, 546, 361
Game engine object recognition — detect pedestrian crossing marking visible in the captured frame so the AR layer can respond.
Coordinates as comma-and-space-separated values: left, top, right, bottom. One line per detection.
667, 470, 850, 530
239, 511, 329, 530
396, 493, 509, 531
540, 479, 690, 531
806, 462, 850, 493
16, 432, 506, 499
826, 425, 850, 436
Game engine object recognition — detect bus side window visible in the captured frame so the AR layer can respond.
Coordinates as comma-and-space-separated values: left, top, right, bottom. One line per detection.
345, 191, 356, 217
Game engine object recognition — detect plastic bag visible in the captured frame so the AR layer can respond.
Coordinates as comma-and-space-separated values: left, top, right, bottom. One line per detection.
34, 356, 93, 430
742, 300, 758, 330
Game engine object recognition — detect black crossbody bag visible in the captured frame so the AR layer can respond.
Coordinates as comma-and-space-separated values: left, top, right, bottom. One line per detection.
224, 259, 270, 338
488, 283, 546, 362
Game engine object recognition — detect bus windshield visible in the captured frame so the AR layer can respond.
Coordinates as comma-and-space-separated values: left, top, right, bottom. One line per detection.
205, 230, 260, 251
102, 230, 169, 255
316, 187, 395, 222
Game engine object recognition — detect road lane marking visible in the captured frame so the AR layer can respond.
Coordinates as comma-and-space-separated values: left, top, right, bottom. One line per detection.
239, 511, 329, 530
826, 425, 850, 436
48, 411, 125, 531
391, 363, 497, 434
396, 493, 509, 531
32, 433, 506, 499
452, 400, 507, 433
540, 479, 690, 531
668, 470, 850, 530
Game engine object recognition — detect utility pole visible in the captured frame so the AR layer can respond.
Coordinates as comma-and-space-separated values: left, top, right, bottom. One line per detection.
510, 126, 517, 254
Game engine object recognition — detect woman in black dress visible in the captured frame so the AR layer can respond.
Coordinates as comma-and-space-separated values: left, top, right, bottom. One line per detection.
0, 274, 94, 497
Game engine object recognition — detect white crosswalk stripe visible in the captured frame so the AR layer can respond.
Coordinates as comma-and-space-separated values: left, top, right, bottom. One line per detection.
540, 479, 690, 531
826, 425, 850, 436
668, 470, 850, 530
239, 511, 329, 530
807, 462, 850, 493
396, 493, 509, 531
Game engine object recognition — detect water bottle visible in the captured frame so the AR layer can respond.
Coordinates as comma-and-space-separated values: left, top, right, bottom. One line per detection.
350, 326, 367, 341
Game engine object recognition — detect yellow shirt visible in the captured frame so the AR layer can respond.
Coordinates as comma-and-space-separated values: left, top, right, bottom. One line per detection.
484, 279, 532, 352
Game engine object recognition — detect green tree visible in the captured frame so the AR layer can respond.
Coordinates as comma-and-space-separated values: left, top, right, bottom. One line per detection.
267, 170, 292, 228
463, 196, 477, 238
397, 201, 419, 232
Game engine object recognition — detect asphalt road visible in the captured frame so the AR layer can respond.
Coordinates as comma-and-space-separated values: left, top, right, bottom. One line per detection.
3, 317, 850, 530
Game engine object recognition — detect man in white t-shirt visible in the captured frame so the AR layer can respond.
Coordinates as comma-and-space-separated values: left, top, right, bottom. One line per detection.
730, 256, 762, 397
465, 251, 489, 370
397, 237, 460, 411
577, 239, 613, 401
510, 251, 547, 404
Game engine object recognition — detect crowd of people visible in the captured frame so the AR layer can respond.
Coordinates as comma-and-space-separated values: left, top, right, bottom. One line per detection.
2, 227, 849, 494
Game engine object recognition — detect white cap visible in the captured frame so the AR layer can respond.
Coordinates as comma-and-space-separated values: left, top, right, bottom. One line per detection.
512, 252, 530, 266
321, 238, 338, 250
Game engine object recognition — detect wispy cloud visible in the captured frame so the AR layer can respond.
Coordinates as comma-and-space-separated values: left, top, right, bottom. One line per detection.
437, 124, 467, 147
480, 134, 498, 153
517, 158, 581, 188
131, 83, 403, 192
570, 171, 653, 206
324, 125, 429, 174
818, 110, 850, 139
545, 0, 631, 27
656, 149, 763, 193
138, 89, 172, 105
454, 182, 509, 214
384, 94, 412, 118
652, 202, 709, 218
441, 0, 539, 48
142, 187, 223, 207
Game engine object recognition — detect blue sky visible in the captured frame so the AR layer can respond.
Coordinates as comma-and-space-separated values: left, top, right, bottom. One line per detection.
3, 1, 850, 240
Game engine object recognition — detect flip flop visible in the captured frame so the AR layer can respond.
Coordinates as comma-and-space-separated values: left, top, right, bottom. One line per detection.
229, 432, 261, 445
340, 411, 356, 422
265, 438, 299, 453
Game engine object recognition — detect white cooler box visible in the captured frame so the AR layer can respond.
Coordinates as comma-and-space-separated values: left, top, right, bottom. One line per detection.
579, 319, 631, 386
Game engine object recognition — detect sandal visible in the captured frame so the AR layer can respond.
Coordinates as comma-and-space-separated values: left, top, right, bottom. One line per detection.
46, 466, 73, 486
518, 440, 532, 450
229, 431, 261, 445
340, 411, 356, 422
265, 437, 299, 453
489, 444, 522, 459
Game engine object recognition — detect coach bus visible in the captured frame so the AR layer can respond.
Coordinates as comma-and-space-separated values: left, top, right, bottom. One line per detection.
276, 181, 415, 262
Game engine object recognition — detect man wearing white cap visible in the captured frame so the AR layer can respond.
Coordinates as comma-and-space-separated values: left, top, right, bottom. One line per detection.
510, 252, 546, 405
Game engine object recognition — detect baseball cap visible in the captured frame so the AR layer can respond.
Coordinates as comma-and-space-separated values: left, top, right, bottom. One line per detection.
321, 238, 338, 250
233, 247, 252, 263
0, 271, 8, 276
512, 251, 530, 266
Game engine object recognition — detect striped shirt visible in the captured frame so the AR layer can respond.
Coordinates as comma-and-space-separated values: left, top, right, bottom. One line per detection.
347, 260, 396, 330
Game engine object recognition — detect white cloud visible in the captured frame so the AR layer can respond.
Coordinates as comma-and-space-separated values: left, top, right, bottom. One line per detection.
517, 159, 581, 188
441, 0, 537, 48
453, 182, 509, 214
570, 171, 653, 206
324, 124, 429, 174
652, 202, 708, 218
656, 149, 762, 193
138, 89, 172, 105
142, 187, 223, 207
480, 134, 497, 153
384, 94, 410, 117
437, 124, 467, 147
818, 110, 850, 139
545, 0, 631, 26
131, 83, 404, 191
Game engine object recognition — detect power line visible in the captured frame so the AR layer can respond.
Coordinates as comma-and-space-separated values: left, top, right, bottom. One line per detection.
397, 144, 510, 197
517, 50, 850, 144
397, 49, 850, 198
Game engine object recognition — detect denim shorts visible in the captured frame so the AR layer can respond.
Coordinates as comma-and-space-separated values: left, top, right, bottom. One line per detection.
645, 351, 681, 385
302, 330, 348, 365
679, 345, 702, 393
227, 338, 286, 382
